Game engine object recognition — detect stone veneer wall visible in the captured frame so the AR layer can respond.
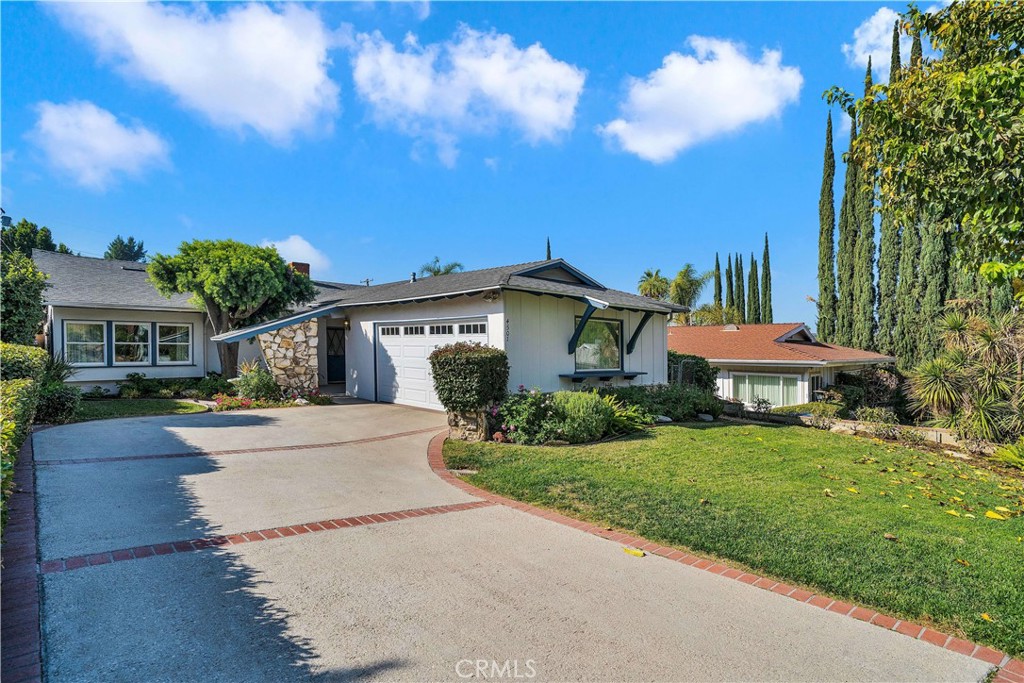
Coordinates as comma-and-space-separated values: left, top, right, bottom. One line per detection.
257, 319, 319, 392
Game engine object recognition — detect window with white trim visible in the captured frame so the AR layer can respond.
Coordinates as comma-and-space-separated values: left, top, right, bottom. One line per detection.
429, 324, 453, 335
113, 323, 150, 365
732, 374, 799, 407
157, 324, 192, 364
65, 322, 106, 366
403, 325, 425, 335
380, 326, 400, 336
458, 322, 486, 335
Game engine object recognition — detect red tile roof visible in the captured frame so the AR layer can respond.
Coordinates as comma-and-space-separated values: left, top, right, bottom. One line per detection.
667, 323, 895, 365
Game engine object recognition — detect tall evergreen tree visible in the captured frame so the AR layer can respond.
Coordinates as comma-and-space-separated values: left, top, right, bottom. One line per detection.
852, 59, 877, 350
748, 255, 761, 324
893, 219, 922, 369
876, 30, 902, 356
713, 253, 722, 307
725, 254, 734, 310
761, 233, 773, 323
835, 116, 859, 346
735, 253, 746, 323
918, 224, 951, 361
817, 113, 838, 340
910, 30, 922, 68
546, 237, 551, 260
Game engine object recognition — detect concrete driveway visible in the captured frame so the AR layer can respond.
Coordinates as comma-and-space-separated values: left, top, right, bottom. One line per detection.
34, 403, 992, 682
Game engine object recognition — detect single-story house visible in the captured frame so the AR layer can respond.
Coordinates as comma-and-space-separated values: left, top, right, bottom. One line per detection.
35, 250, 680, 411
667, 322, 895, 407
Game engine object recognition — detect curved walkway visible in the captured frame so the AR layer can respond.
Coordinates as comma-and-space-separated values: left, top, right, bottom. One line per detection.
1, 404, 1013, 682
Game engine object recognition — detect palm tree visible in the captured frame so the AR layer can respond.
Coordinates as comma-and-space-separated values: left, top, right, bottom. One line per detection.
669, 264, 712, 324
420, 257, 464, 277
637, 269, 670, 300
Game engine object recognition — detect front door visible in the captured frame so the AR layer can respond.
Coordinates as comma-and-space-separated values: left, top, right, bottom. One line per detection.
327, 327, 346, 383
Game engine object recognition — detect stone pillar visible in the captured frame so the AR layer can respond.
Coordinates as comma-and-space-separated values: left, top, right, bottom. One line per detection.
256, 318, 320, 392
448, 410, 489, 442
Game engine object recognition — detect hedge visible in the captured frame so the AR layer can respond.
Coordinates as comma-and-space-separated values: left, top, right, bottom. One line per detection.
1, 378, 39, 529
771, 401, 846, 419
667, 351, 718, 393
428, 342, 509, 412
0, 342, 48, 381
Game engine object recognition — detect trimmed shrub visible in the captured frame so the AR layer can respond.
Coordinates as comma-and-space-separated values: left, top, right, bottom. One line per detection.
550, 391, 614, 444
234, 367, 281, 401
601, 384, 722, 422
196, 373, 234, 398
34, 383, 81, 424
0, 342, 48, 381
115, 372, 235, 399
667, 351, 717, 393
1, 378, 39, 528
772, 402, 846, 419
429, 343, 509, 413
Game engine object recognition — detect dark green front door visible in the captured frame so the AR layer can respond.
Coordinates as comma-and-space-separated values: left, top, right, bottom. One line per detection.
327, 328, 345, 383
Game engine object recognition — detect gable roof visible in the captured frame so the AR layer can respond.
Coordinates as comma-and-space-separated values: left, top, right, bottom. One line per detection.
667, 323, 895, 366
33, 249, 359, 312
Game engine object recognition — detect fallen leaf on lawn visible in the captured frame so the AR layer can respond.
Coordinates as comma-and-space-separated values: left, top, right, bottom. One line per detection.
964, 514, 976, 519
847, 487, 859, 494
823, 489, 835, 498
623, 547, 645, 557
879, 491, 887, 496
995, 506, 1011, 513
956, 559, 970, 566
985, 510, 1008, 520
946, 510, 962, 517
981, 613, 995, 622
883, 533, 898, 542
901, 504, 911, 508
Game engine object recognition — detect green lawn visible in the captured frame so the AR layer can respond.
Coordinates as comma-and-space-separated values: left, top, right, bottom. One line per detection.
74, 398, 208, 422
444, 422, 1024, 657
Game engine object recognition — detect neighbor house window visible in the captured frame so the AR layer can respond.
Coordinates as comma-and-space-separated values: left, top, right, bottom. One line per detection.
574, 318, 622, 372
65, 321, 106, 366
732, 374, 799, 407
113, 323, 150, 365
157, 324, 192, 364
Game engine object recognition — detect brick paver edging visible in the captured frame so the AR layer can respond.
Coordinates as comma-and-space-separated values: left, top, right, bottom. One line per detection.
427, 431, 1024, 682
1, 436, 43, 683
38, 500, 495, 575
36, 425, 445, 466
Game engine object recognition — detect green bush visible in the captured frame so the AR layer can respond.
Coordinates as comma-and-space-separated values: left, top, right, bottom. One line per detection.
196, 373, 234, 398
602, 394, 651, 436
667, 351, 717, 392
0, 342, 48, 381
41, 354, 77, 384
115, 372, 235, 399
428, 343, 509, 413
772, 402, 846, 418
550, 391, 614, 444
992, 438, 1024, 470
0, 252, 47, 345
234, 367, 281, 401
34, 383, 81, 424
496, 389, 558, 445
601, 384, 721, 421
1, 378, 39, 528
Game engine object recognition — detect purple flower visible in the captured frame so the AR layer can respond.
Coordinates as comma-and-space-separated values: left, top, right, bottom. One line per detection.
518, 384, 526, 393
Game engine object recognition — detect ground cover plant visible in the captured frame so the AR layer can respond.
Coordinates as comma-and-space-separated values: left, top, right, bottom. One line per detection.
74, 398, 208, 422
444, 422, 1024, 657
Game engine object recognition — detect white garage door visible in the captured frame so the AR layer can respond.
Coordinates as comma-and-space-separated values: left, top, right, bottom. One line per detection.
376, 318, 489, 410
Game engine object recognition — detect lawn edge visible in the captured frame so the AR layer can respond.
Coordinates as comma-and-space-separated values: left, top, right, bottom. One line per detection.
428, 431, 1023, 681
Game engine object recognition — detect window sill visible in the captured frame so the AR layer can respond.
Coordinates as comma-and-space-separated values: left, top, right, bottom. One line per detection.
559, 371, 647, 383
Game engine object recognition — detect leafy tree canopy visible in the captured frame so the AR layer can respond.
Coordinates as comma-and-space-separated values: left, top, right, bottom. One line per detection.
829, 1, 1024, 298
1, 219, 72, 258
0, 252, 48, 344
105, 235, 147, 262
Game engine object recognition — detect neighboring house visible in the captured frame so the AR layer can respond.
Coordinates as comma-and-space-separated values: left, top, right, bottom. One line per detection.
667, 323, 895, 408
35, 250, 679, 410
32, 250, 357, 389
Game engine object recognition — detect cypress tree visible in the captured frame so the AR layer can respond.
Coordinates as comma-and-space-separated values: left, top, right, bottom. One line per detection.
748, 255, 761, 324
713, 253, 722, 307
852, 59, 877, 350
761, 234, 773, 323
876, 31, 902, 355
893, 219, 921, 369
725, 254, 734, 310
546, 237, 551, 260
817, 113, 837, 340
835, 116, 859, 346
910, 31, 922, 68
735, 253, 746, 323
918, 224, 950, 361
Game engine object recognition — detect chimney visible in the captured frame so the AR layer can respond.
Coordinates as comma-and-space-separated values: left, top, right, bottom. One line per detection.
288, 262, 310, 277
410, 272, 417, 283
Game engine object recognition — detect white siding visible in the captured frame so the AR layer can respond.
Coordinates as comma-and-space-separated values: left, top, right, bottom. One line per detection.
503, 290, 668, 392
344, 294, 504, 402
50, 306, 208, 386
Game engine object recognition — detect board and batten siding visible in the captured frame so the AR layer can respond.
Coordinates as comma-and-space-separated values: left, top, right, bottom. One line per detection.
502, 290, 668, 393
344, 294, 505, 402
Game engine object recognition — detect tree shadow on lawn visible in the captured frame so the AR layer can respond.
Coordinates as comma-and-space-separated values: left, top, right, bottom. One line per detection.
36, 413, 411, 681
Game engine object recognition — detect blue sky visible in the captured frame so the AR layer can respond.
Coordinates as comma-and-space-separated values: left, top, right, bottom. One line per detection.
2, 1, 908, 324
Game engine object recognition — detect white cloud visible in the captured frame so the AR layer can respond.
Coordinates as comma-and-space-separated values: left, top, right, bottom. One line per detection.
597, 37, 802, 163
842, 7, 912, 83
260, 235, 332, 276
350, 25, 585, 166
30, 101, 169, 190
53, 2, 340, 144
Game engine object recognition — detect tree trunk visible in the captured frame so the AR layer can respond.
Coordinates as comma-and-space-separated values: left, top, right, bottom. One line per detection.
218, 342, 240, 379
